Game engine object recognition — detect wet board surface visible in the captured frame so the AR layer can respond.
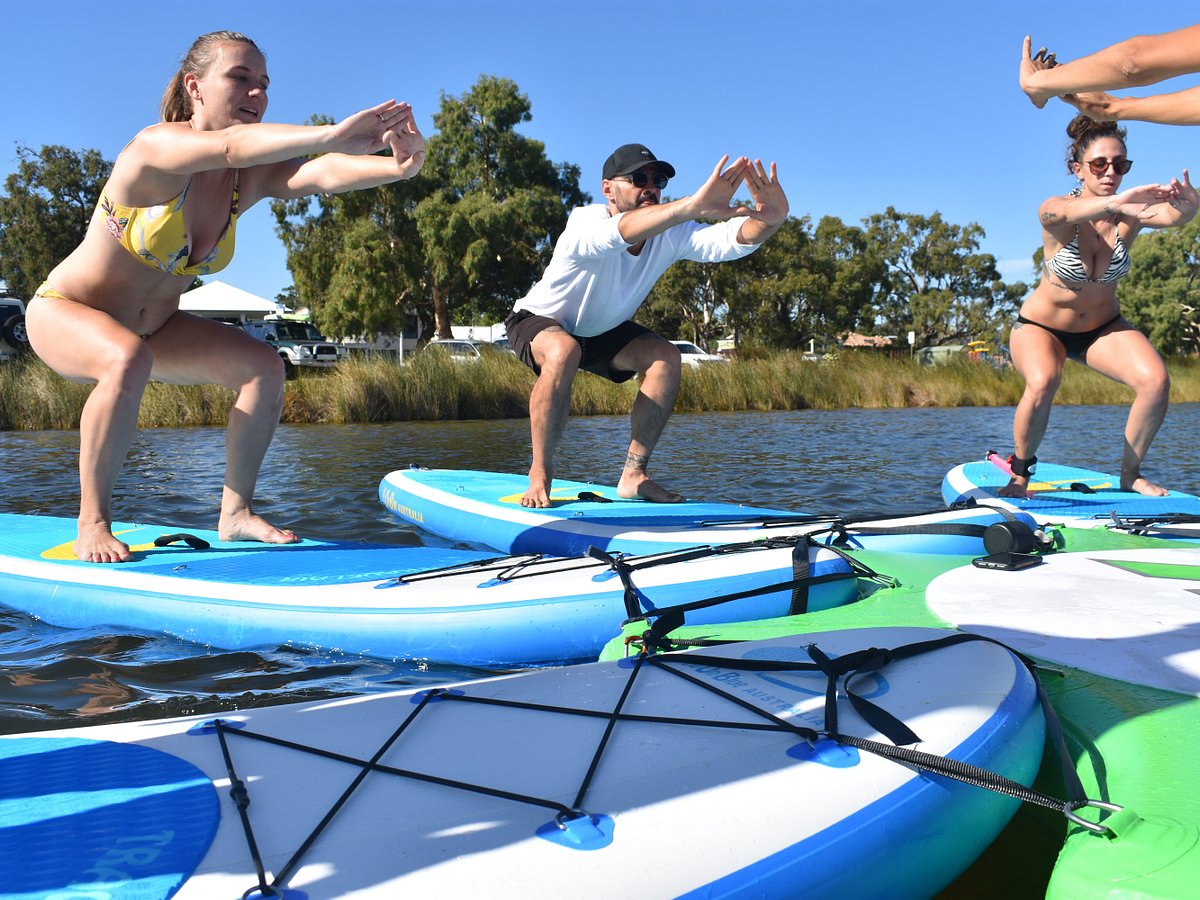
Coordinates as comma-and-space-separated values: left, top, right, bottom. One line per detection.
942, 458, 1200, 525
0, 512, 857, 667
381, 467, 1042, 556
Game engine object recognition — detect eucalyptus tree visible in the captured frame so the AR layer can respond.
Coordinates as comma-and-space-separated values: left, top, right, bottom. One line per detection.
864, 207, 1011, 347
273, 76, 587, 342
1121, 216, 1200, 356
0, 145, 112, 299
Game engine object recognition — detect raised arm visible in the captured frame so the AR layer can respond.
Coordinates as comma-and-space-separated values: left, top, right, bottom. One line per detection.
1063, 86, 1200, 126
121, 100, 413, 183
1020, 27, 1200, 109
1038, 182, 1177, 229
615, 155, 754, 245
256, 106, 426, 199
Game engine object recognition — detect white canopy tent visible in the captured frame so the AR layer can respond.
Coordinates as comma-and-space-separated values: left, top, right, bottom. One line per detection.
179, 281, 281, 321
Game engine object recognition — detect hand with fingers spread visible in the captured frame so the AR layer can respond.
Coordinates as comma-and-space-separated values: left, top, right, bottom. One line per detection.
744, 160, 788, 222
1019, 36, 1059, 108
682, 155, 753, 219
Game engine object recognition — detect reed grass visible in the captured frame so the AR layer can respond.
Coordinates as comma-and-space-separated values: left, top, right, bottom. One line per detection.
2, 351, 1199, 431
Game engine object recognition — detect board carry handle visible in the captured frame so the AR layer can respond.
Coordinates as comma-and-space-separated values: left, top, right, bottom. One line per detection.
153, 532, 212, 550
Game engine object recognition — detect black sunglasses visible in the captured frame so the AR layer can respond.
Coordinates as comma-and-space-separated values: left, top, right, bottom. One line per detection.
615, 171, 669, 190
1084, 157, 1133, 176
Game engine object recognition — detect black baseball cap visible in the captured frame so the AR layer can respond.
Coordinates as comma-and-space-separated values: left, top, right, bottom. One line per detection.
602, 143, 676, 180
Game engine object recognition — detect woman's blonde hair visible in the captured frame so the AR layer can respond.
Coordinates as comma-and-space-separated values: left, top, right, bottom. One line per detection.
160, 31, 263, 123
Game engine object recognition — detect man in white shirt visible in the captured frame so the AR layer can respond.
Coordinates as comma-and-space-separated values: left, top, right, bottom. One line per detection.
505, 143, 789, 508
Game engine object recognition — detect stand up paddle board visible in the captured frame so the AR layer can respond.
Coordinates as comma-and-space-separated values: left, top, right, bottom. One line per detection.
380, 467, 1040, 556
943, 453, 1200, 533
0, 626, 1045, 899
0, 513, 857, 668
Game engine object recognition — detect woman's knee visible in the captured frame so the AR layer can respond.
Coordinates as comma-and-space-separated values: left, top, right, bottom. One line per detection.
98, 338, 154, 389
1021, 367, 1062, 400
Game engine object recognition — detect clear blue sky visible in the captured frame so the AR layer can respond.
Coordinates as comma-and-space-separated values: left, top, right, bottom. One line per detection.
2, 2, 1196, 308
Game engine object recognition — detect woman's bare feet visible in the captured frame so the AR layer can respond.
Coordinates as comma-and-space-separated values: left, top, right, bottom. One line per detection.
1123, 475, 1170, 497
218, 510, 299, 544
1019, 35, 1059, 108
997, 477, 1031, 499
74, 521, 132, 563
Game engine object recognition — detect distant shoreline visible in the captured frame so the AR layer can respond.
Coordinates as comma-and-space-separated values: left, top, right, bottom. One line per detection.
2, 352, 1198, 431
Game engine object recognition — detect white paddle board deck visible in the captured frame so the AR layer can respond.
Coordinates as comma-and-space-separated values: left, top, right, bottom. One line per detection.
926, 546, 1200, 696
0, 626, 1045, 899
943, 456, 1200, 534
0, 513, 856, 668
380, 467, 1040, 556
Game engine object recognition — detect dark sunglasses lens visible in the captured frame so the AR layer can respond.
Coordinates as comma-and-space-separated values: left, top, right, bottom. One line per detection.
1114, 159, 1133, 175
1087, 158, 1108, 175
627, 172, 667, 189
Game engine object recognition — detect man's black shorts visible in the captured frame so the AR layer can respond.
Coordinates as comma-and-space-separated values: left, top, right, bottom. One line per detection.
503, 310, 653, 384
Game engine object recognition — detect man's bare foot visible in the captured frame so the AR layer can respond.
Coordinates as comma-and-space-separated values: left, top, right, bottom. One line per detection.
1019, 35, 1059, 108
218, 510, 300, 544
997, 477, 1031, 499
74, 522, 132, 563
521, 472, 554, 508
617, 472, 685, 503
1123, 475, 1170, 497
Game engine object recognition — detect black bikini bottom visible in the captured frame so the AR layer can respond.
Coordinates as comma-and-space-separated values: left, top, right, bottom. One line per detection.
1016, 313, 1122, 361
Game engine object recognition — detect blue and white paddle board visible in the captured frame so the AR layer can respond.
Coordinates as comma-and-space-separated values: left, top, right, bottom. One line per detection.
0, 625, 1045, 899
0, 513, 856, 668
943, 456, 1200, 529
380, 467, 1040, 556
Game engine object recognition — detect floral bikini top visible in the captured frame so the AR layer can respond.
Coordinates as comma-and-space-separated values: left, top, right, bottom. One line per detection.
94, 173, 239, 277
1043, 225, 1131, 285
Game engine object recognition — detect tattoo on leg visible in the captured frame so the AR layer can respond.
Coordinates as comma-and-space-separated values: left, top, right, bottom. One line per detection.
625, 451, 650, 472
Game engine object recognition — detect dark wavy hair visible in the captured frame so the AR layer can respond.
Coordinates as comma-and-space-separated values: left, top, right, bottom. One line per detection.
160, 31, 263, 123
1065, 114, 1128, 174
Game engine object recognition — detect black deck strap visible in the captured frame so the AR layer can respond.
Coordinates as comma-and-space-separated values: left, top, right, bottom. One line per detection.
395, 552, 547, 584
154, 532, 211, 550
632, 541, 893, 653
1108, 511, 1200, 538
651, 631, 1094, 822
577, 491, 614, 503
586, 546, 645, 619
789, 538, 811, 615
212, 722, 272, 896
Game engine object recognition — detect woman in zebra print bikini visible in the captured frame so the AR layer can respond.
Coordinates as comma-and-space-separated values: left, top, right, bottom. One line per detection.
1000, 115, 1197, 499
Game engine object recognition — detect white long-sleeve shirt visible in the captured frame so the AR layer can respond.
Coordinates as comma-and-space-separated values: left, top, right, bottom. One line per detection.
515, 204, 761, 337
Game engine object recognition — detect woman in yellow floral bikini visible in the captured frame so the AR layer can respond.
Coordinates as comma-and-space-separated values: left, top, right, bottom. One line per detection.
27, 31, 425, 563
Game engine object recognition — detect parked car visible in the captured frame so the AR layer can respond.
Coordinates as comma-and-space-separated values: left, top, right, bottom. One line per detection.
241, 318, 344, 377
0, 295, 30, 361
489, 337, 516, 355
421, 338, 485, 362
671, 340, 727, 366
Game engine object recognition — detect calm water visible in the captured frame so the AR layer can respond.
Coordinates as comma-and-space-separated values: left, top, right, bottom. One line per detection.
2, 403, 1198, 736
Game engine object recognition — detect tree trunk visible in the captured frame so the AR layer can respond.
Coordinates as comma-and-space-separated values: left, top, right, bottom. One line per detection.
432, 284, 453, 340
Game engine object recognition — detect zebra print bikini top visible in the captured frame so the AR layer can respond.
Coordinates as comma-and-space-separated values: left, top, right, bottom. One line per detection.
1044, 225, 1131, 285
